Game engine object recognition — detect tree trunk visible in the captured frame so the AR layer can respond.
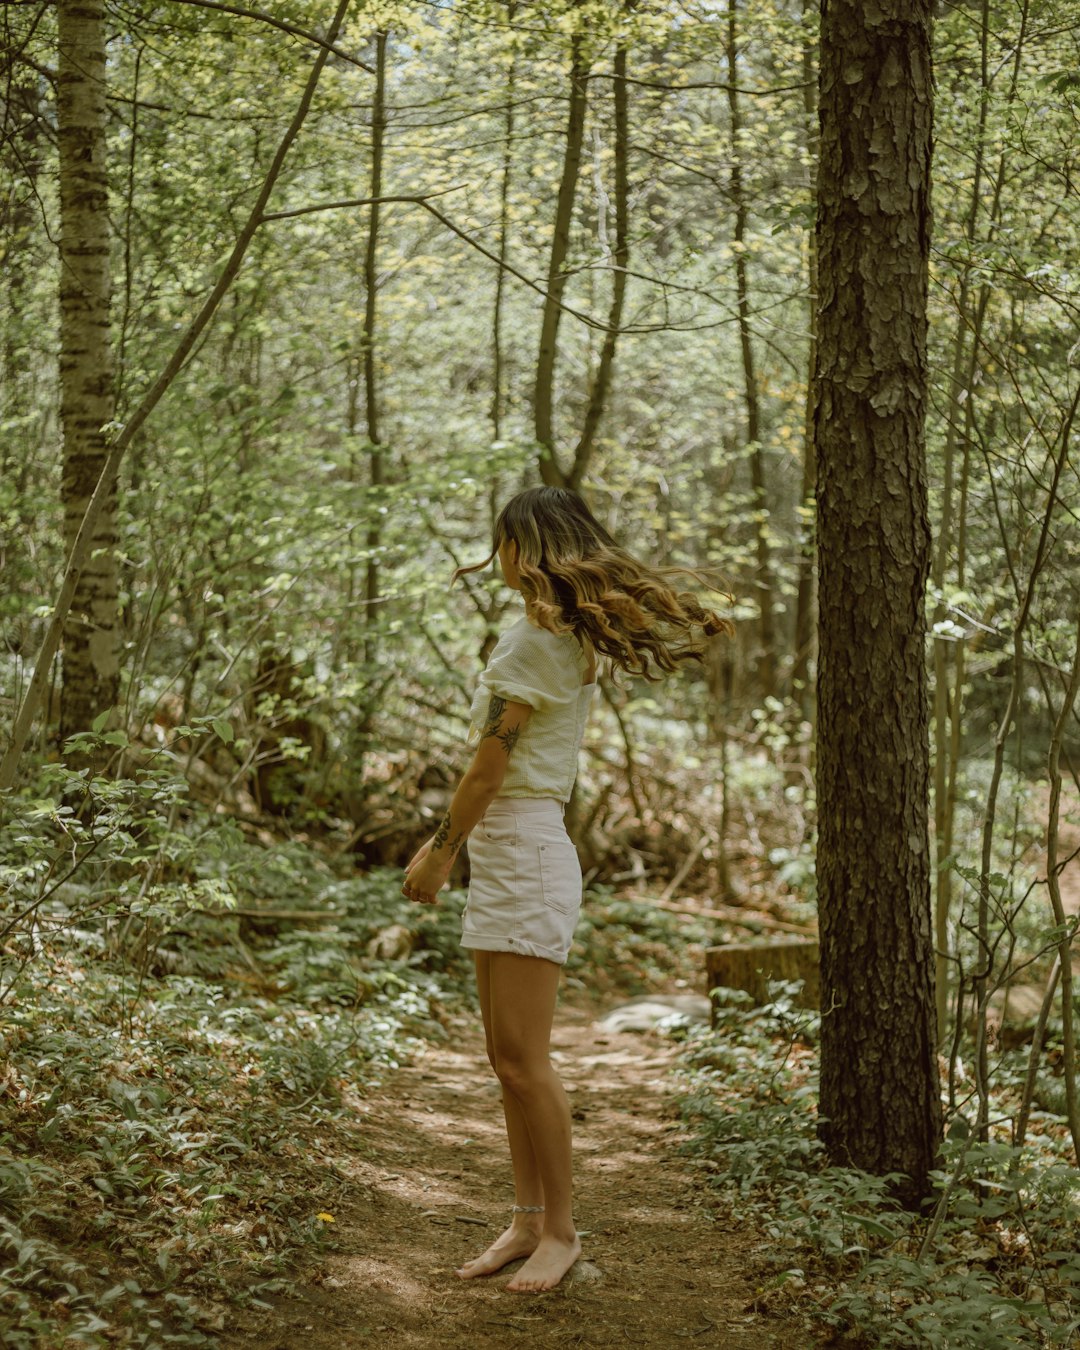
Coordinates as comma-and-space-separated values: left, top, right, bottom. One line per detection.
363, 30, 387, 666
567, 40, 629, 491
490, 1, 518, 445
725, 0, 775, 699
534, 24, 588, 486
57, 0, 120, 740
814, 0, 941, 1201
791, 0, 818, 711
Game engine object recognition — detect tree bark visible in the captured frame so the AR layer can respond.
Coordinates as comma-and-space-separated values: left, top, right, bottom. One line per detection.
814, 0, 941, 1201
57, 0, 120, 740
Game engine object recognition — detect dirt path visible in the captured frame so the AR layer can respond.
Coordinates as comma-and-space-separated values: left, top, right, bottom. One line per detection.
222, 999, 819, 1349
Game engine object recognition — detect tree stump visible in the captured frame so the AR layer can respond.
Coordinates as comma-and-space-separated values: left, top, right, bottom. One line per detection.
706, 937, 820, 1023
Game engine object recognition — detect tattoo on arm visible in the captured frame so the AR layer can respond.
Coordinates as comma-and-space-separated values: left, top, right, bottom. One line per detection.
481, 694, 507, 739
432, 811, 466, 857
432, 811, 452, 852
481, 694, 523, 758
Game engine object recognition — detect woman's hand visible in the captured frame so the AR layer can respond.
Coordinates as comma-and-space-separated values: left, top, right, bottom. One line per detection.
401, 701, 531, 906
406, 838, 433, 871
402, 843, 450, 905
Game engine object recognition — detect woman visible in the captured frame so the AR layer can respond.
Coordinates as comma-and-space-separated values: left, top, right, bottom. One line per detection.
402, 486, 729, 1293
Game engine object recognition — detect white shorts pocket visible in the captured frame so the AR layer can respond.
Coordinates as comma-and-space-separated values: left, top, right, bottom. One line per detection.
480, 816, 518, 845
537, 841, 582, 915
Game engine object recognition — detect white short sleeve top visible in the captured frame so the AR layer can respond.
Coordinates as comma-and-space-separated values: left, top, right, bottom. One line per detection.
468, 615, 596, 802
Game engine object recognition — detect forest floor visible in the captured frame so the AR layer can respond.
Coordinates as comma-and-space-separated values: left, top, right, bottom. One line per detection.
220, 995, 824, 1350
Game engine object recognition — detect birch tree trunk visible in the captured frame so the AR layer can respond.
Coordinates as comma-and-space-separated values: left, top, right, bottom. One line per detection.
57, 0, 119, 739
814, 0, 942, 1200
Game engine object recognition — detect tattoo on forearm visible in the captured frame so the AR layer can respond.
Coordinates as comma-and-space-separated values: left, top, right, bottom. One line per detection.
498, 725, 520, 756
432, 811, 466, 857
432, 811, 452, 851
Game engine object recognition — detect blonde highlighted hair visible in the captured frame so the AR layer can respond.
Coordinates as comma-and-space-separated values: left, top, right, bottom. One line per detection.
454, 486, 732, 679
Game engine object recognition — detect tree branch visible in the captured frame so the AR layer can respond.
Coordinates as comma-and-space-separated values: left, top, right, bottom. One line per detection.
155, 0, 373, 73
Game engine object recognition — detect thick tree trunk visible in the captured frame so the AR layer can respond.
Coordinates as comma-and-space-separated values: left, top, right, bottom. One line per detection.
814, 0, 941, 1201
57, 0, 120, 739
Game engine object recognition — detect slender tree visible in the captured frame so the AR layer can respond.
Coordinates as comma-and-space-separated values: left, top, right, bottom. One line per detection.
362, 29, 388, 665
814, 0, 942, 1199
791, 0, 818, 711
534, 24, 589, 486
725, 0, 775, 698
57, 0, 120, 739
490, 0, 518, 445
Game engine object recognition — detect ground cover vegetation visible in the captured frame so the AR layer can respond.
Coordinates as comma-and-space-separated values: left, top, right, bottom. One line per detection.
1, 0, 1079, 1345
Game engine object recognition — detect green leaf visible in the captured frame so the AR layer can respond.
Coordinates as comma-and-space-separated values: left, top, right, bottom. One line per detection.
840, 1212, 898, 1240
211, 717, 234, 744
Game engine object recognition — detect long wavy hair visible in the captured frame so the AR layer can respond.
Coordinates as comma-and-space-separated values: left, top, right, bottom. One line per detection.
454, 487, 733, 679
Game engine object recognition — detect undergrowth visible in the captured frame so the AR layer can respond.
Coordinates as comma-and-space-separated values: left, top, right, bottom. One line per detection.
0, 744, 480, 1348
0, 738, 718, 1347
567, 887, 714, 995
677, 984, 1080, 1349
0, 867, 469, 1346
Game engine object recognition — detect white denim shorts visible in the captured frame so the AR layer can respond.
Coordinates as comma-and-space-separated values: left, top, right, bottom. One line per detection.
463, 797, 583, 966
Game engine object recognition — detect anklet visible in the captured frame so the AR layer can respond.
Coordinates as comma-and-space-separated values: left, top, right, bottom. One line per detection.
512, 1204, 545, 1214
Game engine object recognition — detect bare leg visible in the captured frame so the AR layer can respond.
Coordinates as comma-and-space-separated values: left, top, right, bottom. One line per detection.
456, 952, 544, 1278
485, 953, 581, 1293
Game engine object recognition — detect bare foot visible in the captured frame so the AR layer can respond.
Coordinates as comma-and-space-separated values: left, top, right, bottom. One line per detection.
505, 1232, 582, 1293
455, 1217, 543, 1279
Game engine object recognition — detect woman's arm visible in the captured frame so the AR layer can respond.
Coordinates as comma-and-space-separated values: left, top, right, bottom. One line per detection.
402, 693, 532, 904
